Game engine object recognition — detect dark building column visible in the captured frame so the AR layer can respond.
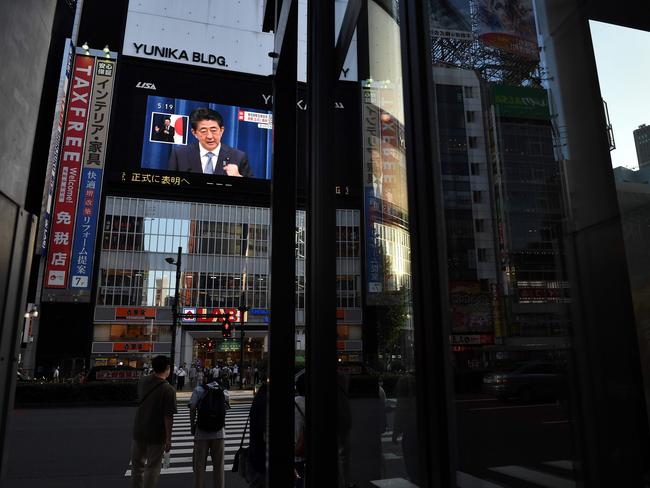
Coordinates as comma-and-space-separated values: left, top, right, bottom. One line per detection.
536, 1, 650, 484
0, 0, 58, 478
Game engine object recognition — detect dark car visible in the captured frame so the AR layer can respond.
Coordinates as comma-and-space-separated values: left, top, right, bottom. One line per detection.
84, 365, 144, 383
482, 361, 566, 402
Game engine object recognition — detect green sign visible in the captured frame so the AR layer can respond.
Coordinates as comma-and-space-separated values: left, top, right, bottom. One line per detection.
492, 85, 550, 120
217, 339, 240, 352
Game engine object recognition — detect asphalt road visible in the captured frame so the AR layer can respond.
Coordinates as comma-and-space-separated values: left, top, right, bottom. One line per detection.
4, 404, 250, 488
454, 395, 577, 487
3, 393, 577, 487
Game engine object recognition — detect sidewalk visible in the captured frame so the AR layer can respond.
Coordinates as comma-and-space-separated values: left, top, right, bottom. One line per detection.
176, 387, 254, 404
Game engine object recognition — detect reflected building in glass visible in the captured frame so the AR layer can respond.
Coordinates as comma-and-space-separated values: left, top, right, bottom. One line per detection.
488, 85, 572, 353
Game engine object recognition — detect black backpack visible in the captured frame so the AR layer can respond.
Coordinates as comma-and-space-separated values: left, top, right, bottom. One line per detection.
197, 385, 226, 432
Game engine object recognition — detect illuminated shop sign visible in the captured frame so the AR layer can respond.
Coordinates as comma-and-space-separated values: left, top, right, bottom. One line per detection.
181, 307, 240, 324
113, 342, 154, 352
115, 307, 156, 320
450, 334, 494, 345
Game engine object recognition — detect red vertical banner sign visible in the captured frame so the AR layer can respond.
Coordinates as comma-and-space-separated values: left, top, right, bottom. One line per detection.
44, 55, 95, 289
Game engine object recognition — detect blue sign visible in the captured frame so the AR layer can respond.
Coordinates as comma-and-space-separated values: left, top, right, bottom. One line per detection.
69, 168, 102, 290
364, 189, 385, 297
249, 308, 269, 323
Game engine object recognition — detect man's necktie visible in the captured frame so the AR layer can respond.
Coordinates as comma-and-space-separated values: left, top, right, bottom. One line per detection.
205, 152, 215, 174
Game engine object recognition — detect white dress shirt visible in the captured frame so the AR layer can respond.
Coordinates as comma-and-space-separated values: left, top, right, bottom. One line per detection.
199, 144, 221, 174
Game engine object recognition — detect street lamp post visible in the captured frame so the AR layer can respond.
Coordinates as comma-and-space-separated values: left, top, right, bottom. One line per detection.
165, 246, 182, 384
237, 300, 248, 389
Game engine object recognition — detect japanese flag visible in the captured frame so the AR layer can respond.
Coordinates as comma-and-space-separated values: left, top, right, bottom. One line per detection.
172, 115, 185, 144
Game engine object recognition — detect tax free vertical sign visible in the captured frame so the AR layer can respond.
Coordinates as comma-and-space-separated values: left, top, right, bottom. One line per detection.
69, 57, 116, 297
44, 54, 95, 291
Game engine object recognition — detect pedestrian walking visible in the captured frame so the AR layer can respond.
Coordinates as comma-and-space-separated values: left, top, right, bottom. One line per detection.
189, 375, 229, 488
211, 365, 219, 383
177, 364, 187, 390
294, 373, 306, 488
53, 366, 60, 383
247, 365, 267, 488
189, 365, 197, 389
220, 365, 231, 390
131, 355, 177, 488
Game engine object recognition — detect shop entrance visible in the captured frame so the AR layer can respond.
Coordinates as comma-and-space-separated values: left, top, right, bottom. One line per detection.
190, 335, 266, 383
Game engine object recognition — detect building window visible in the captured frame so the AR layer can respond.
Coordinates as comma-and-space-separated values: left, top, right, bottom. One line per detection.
336, 275, 361, 308
475, 219, 485, 233
463, 86, 474, 98
336, 225, 360, 258
473, 190, 482, 203
466, 110, 476, 123
477, 248, 488, 262
468, 136, 479, 149
470, 163, 480, 176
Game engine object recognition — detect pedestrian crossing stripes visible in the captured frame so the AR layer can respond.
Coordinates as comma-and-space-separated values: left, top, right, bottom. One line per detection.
125, 402, 251, 477
457, 460, 576, 488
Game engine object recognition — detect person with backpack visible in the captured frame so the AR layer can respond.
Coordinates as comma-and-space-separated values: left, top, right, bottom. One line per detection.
189, 374, 230, 488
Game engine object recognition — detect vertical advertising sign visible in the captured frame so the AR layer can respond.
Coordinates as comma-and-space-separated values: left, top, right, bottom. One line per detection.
69, 58, 116, 296
477, 0, 539, 59
362, 86, 385, 300
362, 83, 409, 305
44, 55, 95, 290
38, 39, 74, 254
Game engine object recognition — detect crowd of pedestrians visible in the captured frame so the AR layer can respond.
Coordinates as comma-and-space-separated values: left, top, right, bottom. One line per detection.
166, 361, 259, 391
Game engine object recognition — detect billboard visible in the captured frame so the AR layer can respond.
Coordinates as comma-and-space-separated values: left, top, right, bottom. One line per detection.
449, 281, 493, 333
140, 96, 273, 180
492, 85, 550, 120
477, 0, 539, 59
44, 55, 95, 290
362, 83, 410, 304
38, 39, 74, 254
69, 58, 116, 295
429, 0, 472, 40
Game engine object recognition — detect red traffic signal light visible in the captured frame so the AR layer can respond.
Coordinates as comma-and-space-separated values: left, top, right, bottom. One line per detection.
222, 321, 231, 338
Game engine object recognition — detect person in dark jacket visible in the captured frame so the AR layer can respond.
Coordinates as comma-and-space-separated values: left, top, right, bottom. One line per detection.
247, 368, 267, 487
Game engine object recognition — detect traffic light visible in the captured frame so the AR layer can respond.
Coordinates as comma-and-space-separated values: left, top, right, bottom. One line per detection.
222, 321, 231, 338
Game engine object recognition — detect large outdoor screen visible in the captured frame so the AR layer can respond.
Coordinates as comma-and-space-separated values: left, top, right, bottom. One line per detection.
141, 96, 273, 180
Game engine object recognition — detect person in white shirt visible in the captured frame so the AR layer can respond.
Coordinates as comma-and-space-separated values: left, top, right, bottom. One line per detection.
176, 364, 187, 390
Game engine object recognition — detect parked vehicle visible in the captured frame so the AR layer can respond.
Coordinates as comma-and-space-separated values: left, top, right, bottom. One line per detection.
482, 361, 566, 402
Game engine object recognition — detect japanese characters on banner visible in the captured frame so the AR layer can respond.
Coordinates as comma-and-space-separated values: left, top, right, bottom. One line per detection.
38, 39, 74, 254
362, 83, 409, 305
44, 55, 95, 290
70, 59, 116, 292
362, 86, 385, 299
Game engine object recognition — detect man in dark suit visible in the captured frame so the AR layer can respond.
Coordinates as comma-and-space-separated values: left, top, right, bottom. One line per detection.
168, 107, 252, 177
160, 116, 175, 143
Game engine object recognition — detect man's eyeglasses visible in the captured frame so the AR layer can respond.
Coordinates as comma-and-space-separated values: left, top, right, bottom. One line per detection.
197, 127, 223, 135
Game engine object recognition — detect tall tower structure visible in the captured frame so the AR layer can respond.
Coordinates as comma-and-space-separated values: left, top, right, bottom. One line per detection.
634, 124, 650, 168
